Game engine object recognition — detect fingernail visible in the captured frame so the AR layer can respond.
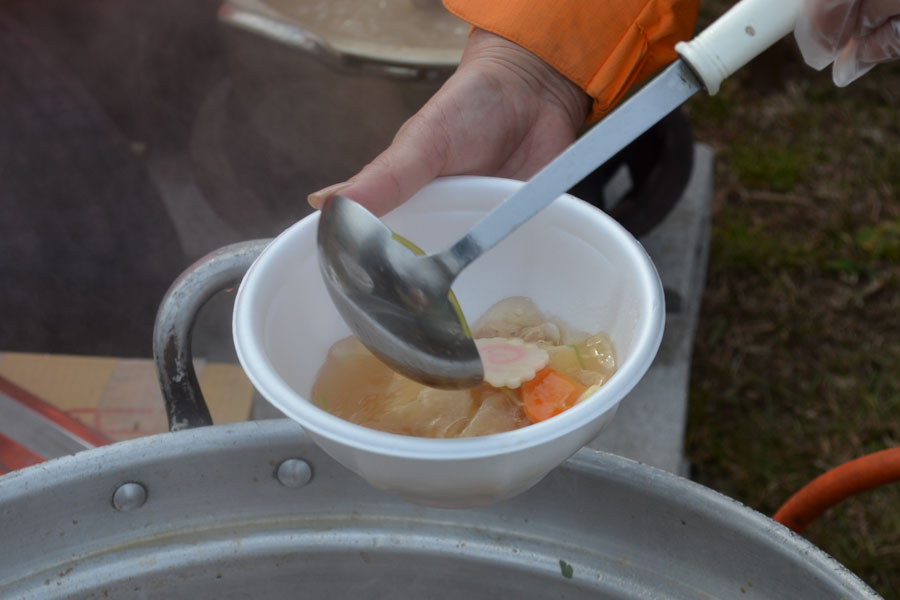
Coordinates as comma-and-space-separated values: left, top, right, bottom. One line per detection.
308, 181, 353, 209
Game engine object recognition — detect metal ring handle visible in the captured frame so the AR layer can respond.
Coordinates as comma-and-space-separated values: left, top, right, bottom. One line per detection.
153, 239, 271, 431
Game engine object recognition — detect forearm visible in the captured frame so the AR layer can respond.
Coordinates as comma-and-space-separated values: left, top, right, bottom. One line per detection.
443, 0, 700, 122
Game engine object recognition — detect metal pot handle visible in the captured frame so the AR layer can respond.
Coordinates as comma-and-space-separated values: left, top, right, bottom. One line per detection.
153, 239, 271, 431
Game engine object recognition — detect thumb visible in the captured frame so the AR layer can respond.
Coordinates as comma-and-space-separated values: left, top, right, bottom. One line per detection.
308, 114, 449, 217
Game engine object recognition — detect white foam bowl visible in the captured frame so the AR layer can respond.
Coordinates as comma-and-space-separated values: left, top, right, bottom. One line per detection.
233, 176, 665, 508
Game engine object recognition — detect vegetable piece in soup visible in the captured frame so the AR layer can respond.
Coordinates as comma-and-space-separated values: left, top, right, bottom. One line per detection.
311, 296, 617, 437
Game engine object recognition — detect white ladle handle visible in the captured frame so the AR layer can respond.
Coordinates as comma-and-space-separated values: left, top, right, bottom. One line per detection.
436, 0, 803, 276
676, 0, 802, 94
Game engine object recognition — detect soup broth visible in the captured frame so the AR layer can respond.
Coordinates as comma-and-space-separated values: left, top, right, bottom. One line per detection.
311, 297, 617, 437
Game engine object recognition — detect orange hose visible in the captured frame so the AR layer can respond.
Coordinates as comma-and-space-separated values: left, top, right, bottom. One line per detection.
773, 447, 900, 533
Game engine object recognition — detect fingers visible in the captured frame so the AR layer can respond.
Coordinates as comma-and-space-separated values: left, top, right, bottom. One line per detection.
831, 39, 879, 85
308, 110, 450, 217
856, 0, 899, 34
833, 16, 900, 85
856, 15, 900, 62
795, 0, 900, 83
795, 0, 858, 69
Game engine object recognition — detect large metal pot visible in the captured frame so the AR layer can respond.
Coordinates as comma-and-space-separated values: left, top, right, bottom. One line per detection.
0, 421, 881, 599
0, 242, 882, 599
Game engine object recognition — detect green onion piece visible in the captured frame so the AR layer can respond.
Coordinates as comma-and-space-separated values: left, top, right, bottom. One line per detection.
571, 344, 586, 369
391, 232, 473, 339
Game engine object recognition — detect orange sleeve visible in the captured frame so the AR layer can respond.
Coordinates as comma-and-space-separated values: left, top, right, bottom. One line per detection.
442, 0, 699, 123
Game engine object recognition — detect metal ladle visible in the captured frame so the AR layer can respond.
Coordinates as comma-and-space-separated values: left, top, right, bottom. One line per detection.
316, 64, 699, 390
317, 0, 802, 389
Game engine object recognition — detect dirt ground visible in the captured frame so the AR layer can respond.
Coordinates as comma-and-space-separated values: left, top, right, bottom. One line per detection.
682, 8, 900, 596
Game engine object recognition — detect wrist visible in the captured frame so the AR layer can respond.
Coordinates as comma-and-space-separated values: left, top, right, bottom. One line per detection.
460, 29, 592, 129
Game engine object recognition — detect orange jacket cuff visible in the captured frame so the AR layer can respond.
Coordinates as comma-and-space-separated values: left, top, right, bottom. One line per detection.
443, 0, 699, 123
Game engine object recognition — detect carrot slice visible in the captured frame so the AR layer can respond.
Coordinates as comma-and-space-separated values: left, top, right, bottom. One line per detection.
521, 367, 587, 423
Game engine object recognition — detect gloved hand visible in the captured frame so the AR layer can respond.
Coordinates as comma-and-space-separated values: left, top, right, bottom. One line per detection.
794, 0, 900, 86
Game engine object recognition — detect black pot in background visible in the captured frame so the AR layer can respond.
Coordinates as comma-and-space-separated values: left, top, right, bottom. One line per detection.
569, 108, 695, 238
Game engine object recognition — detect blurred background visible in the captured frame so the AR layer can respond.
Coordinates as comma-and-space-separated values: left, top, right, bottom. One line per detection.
0, 0, 469, 360
0, 0, 897, 595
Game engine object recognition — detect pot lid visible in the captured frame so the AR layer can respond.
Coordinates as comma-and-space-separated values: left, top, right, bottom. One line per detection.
221, 0, 469, 71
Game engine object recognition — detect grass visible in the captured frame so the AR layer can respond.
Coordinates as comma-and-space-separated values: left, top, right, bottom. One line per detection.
681, 7, 900, 596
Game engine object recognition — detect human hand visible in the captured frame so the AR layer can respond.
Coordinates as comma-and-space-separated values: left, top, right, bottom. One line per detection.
307, 29, 591, 216
794, 0, 900, 86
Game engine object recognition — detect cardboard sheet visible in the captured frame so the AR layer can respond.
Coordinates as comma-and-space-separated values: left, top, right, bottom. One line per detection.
0, 352, 254, 443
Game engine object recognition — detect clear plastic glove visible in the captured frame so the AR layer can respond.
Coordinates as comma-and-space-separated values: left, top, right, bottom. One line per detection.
307, 29, 590, 216
794, 0, 900, 86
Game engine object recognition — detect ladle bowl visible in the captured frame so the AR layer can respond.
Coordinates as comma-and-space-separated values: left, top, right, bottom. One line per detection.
317, 194, 482, 389
233, 176, 665, 507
